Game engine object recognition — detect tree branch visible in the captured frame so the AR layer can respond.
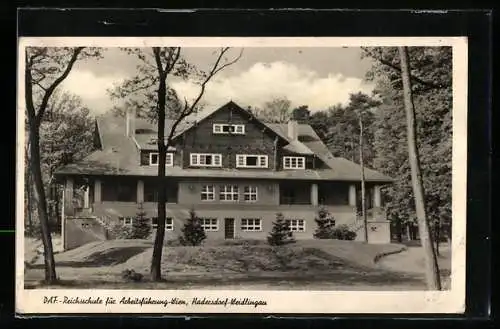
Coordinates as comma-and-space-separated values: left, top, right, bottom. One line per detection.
118, 76, 160, 95
35, 47, 84, 126
211, 47, 243, 77
166, 48, 242, 145
372, 54, 450, 90
164, 48, 181, 74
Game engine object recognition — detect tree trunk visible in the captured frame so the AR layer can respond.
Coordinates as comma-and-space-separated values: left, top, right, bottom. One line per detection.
395, 217, 403, 243
435, 218, 441, 256
25, 142, 34, 235
26, 171, 34, 235
150, 68, 168, 282
359, 115, 368, 243
48, 183, 55, 229
351, 140, 355, 162
29, 128, 57, 283
398, 46, 441, 290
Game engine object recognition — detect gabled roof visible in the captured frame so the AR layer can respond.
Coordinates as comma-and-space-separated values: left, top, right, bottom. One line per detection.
282, 140, 314, 155
55, 101, 393, 183
133, 101, 289, 143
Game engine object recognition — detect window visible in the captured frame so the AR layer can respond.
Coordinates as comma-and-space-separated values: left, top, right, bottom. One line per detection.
213, 123, 245, 135
236, 155, 268, 168
283, 156, 306, 170
151, 217, 173, 230
241, 218, 262, 231
190, 153, 222, 167
201, 185, 215, 201
286, 219, 306, 232
243, 186, 258, 202
119, 217, 134, 226
219, 185, 239, 201
233, 125, 245, 134
149, 152, 173, 166
200, 218, 218, 231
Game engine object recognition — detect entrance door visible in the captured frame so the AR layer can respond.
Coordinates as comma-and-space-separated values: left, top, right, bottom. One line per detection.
224, 218, 235, 239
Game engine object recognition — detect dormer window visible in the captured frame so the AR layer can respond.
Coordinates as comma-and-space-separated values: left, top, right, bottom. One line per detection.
213, 123, 245, 135
236, 155, 268, 168
149, 152, 173, 166
283, 156, 306, 170
190, 153, 222, 167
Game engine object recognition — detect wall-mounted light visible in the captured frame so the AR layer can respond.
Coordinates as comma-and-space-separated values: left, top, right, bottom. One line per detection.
267, 185, 274, 193
188, 185, 195, 192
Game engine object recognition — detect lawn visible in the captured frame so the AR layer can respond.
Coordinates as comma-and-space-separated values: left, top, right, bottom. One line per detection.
24, 234, 63, 266
376, 243, 452, 289
24, 239, 432, 290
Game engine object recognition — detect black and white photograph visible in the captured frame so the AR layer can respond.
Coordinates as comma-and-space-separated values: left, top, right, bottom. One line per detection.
16, 37, 467, 314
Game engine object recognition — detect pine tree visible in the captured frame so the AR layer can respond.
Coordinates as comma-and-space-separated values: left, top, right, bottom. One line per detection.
313, 207, 336, 239
179, 209, 207, 246
131, 202, 151, 239
267, 212, 295, 246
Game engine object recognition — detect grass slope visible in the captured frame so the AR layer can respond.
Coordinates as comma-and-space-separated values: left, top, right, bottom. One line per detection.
25, 239, 423, 289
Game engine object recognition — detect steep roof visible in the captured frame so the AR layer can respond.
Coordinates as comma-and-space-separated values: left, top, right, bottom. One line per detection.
55, 101, 393, 183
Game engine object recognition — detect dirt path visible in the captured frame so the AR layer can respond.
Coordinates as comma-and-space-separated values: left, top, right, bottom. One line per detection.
377, 245, 451, 273
376, 244, 452, 289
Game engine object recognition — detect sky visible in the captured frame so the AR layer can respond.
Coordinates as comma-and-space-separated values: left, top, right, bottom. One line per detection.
60, 47, 376, 115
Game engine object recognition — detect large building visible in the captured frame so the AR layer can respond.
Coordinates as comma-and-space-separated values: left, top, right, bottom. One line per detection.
55, 101, 393, 250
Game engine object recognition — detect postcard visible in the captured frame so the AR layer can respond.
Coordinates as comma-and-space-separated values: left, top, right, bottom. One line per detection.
16, 36, 467, 314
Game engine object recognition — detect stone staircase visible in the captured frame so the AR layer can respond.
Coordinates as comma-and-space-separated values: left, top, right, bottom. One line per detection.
95, 214, 114, 229
70, 207, 116, 241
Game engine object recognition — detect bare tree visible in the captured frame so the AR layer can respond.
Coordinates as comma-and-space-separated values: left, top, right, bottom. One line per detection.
111, 47, 243, 281
358, 113, 368, 242
257, 97, 292, 123
24, 47, 101, 283
398, 46, 441, 290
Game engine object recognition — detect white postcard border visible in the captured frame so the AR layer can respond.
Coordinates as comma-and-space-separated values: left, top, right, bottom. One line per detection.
16, 36, 468, 314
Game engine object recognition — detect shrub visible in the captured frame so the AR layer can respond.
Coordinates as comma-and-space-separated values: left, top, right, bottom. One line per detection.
331, 224, 357, 241
130, 203, 151, 239
267, 212, 296, 246
313, 207, 336, 239
108, 221, 134, 239
179, 209, 207, 246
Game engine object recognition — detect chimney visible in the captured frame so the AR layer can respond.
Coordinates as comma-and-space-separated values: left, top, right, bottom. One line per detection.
287, 120, 298, 140
126, 107, 136, 137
